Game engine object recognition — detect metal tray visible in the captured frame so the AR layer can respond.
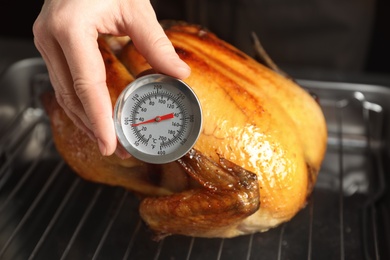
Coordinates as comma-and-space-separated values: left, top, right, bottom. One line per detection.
0, 58, 389, 260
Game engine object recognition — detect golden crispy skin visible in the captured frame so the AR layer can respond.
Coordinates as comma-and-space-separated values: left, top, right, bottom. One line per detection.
120, 22, 327, 234
42, 22, 327, 239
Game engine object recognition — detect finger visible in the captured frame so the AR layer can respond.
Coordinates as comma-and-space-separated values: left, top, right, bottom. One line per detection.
115, 142, 132, 160
58, 30, 117, 156
124, 1, 191, 79
33, 11, 112, 155
34, 35, 93, 137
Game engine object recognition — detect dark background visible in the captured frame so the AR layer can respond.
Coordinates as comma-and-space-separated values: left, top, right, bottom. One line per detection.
365, 0, 390, 73
0, 0, 388, 75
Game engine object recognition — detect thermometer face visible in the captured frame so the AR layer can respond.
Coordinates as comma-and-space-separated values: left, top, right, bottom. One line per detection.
114, 74, 202, 164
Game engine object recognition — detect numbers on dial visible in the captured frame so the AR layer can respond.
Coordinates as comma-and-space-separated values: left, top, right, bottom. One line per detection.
114, 74, 202, 164
123, 87, 193, 155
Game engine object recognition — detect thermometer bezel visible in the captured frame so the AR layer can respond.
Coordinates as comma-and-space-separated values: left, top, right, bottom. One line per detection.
114, 73, 203, 164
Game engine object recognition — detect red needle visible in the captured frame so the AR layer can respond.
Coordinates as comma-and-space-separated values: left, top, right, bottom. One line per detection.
131, 113, 175, 127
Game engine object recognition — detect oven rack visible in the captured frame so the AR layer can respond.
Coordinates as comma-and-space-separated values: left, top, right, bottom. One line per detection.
0, 59, 389, 259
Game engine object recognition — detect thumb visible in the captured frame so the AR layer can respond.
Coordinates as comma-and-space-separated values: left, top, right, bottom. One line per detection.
125, 3, 191, 79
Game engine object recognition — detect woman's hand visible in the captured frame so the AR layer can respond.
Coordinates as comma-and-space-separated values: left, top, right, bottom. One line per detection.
33, 0, 191, 158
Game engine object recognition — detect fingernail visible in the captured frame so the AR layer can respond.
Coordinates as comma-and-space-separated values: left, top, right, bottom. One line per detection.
115, 146, 132, 160
97, 138, 107, 156
176, 61, 191, 78
169, 55, 190, 79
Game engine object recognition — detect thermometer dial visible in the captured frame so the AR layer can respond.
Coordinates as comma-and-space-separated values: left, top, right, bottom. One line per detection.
114, 74, 202, 164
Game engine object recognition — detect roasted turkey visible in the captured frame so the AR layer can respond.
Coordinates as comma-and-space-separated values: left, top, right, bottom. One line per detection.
41, 21, 327, 240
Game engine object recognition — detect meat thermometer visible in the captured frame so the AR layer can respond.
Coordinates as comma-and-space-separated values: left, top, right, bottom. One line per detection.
114, 73, 203, 164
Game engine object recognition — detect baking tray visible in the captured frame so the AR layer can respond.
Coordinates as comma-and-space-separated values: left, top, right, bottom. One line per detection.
0, 58, 389, 259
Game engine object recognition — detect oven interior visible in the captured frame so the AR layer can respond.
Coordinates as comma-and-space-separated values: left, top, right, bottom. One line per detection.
0, 57, 389, 259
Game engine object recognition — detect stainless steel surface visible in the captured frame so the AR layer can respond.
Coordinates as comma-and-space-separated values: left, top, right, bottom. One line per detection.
0, 58, 389, 259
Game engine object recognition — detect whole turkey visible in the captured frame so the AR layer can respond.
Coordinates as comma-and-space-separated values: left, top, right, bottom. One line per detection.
41, 21, 327, 240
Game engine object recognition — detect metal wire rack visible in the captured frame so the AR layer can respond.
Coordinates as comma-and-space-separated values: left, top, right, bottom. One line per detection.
0, 59, 389, 259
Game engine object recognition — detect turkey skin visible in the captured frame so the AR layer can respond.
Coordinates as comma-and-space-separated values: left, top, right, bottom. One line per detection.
42, 21, 327, 239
